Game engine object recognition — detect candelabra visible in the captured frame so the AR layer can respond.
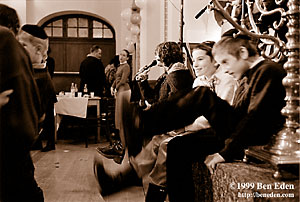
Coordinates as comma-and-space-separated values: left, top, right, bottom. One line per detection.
211, 0, 299, 179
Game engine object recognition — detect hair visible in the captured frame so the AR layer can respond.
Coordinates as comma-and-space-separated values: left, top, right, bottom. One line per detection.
109, 55, 120, 67
90, 45, 101, 53
0, 4, 20, 35
212, 36, 258, 59
122, 49, 130, 57
154, 42, 164, 58
122, 49, 132, 81
159, 41, 184, 68
192, 41, 215, 59
122, 49, 131, 67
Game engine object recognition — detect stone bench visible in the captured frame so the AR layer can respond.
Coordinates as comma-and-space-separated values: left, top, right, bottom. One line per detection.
192, 162, 299, 202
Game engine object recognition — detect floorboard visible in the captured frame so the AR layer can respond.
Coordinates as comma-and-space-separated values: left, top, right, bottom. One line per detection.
32, 140, 145, 202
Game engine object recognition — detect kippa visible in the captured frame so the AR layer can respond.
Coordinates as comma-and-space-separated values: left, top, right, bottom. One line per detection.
222, 28, 251, 40
21, 24, 48, 39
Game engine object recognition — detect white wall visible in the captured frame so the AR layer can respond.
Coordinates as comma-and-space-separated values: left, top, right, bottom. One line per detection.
1, 0, 222, 77
138, 0, 222, 79
184, 0, 222, 43
139, 0, 164, 67
0, 0, 132, 54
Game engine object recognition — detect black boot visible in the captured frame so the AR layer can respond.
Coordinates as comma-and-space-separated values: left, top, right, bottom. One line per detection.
145, 183, 167, 202
31, 138, 43, 150
41, 144, 55, 152
96, 140, 124, 163
93, 156, 141, 196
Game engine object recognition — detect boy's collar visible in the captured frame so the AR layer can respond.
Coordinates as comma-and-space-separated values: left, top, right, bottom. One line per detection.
87, 53, 98, 59
249, 56, 265, 69
239, 56, 265, 81
33, 63, 46, 69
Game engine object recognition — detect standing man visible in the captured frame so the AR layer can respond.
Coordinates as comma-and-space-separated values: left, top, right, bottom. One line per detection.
0, 4, 44, 202
79, 45, 106, 97
18, 24, 57, 152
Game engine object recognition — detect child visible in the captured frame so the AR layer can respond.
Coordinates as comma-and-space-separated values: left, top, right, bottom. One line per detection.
165, 31, 286, 202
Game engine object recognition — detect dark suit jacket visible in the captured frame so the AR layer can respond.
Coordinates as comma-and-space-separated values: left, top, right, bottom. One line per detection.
79, 56, 105, 96
219, 59, 286, 160
138, 69, 194, 104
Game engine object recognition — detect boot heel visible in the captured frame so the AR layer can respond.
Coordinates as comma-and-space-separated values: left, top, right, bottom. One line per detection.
145, 183, 167, 202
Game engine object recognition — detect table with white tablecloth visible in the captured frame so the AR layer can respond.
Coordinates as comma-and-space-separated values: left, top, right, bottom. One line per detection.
54, 96, 101, 142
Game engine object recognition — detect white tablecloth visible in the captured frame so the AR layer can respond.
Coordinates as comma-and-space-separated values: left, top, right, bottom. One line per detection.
55, 97, 89, 118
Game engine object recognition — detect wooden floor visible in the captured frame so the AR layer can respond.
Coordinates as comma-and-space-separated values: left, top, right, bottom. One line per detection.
31, 140, 145, 202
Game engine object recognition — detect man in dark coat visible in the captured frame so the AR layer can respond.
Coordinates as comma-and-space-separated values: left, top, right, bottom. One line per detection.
0, 4, 44, 201
79, 45, 105, 97
18, 24, 57, 152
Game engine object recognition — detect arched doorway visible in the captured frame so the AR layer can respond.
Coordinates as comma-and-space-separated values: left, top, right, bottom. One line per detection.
39, 12, 116, 92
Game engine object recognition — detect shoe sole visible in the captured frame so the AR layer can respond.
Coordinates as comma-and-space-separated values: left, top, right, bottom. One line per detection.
96, 148, 121, 159
113, 155, 124, 164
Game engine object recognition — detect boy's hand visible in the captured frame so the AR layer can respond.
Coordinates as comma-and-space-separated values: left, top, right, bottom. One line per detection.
0, 89, 13, 108
204, 153, 225, 175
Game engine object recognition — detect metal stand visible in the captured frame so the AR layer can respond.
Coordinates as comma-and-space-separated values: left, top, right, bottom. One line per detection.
244, 146, 299, 179
245, 0, 300, 179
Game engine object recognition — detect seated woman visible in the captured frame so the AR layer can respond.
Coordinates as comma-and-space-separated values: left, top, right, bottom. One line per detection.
94, 41, 237, 201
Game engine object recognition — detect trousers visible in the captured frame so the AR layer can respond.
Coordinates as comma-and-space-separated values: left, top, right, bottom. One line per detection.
167, 129, 223, 202
130, 133, 175, 187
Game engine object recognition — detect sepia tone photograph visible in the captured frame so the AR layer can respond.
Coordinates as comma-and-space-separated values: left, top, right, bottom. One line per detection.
0, 0, 299, 201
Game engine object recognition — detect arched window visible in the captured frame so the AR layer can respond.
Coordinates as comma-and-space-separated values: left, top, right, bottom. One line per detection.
40, 14, 116, 74
40, 13, 116, 92
42, 14, 115, 39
